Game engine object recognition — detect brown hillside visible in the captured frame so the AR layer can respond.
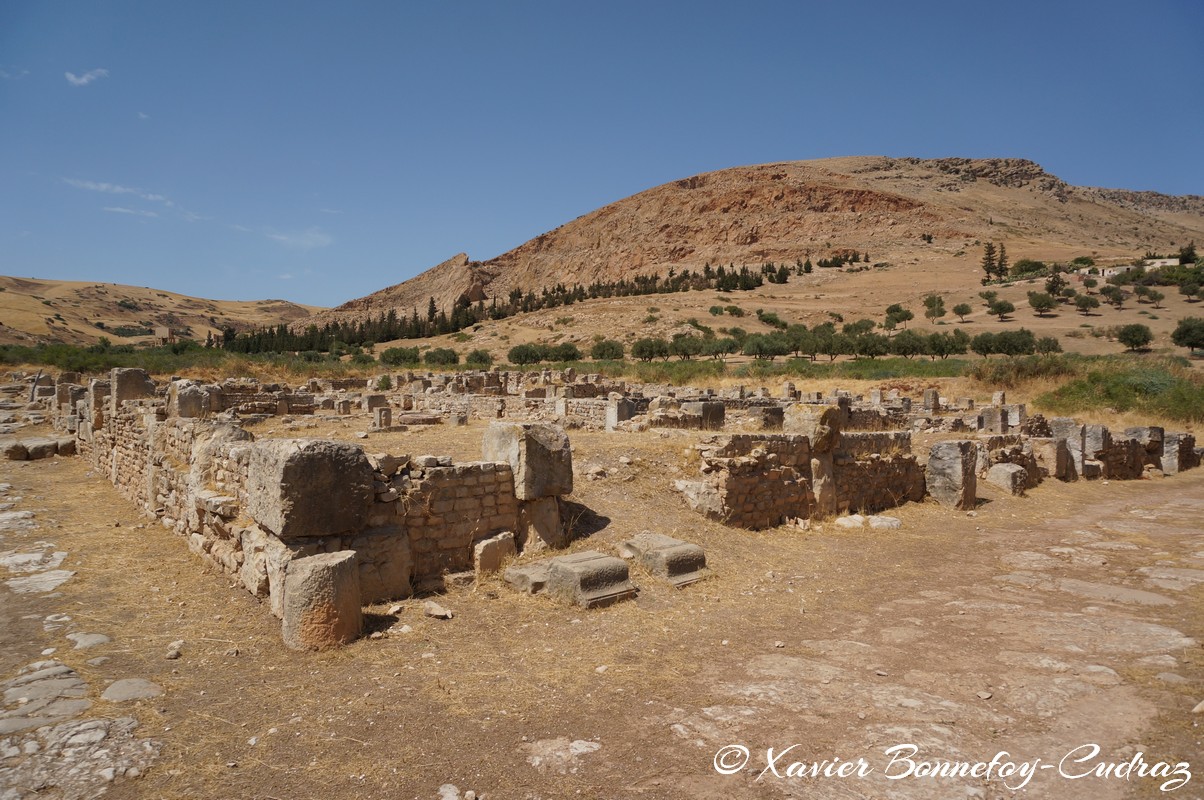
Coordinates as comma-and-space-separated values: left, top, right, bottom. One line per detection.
302, 156, 1204, 328
0, 277, 323, 346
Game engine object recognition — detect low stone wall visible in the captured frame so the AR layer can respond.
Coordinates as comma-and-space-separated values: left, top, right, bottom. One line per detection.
833, 454, 926, 514
51, 369, 547, 641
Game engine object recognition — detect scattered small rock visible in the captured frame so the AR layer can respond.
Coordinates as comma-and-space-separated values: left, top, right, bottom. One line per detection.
423, 600, 454, 620
976, 691, 993, 700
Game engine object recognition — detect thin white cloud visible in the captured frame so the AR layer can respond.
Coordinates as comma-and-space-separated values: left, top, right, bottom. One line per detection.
229, 223, 254, 233
63, 177, 173, 207
319, 208, 343, 215
103, 206, 158, 218
265, 227, 333, 250
65, 68, 109, 87
138, 111, 149, 120
0, 67, 30, 80
277, 273, 295, 280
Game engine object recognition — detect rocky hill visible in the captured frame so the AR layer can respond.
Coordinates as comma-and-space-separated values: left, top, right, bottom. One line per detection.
0, 277, 321, 346
302, 156, 1204, 329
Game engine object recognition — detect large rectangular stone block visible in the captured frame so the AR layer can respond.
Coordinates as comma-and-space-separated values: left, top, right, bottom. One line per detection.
111, 368, 156, 405
245, 439, 374, 540
619, 532, 708, 587
680, 401, 725, 430
482, 422, 573, 500
926, 440, 977, 510
547, 551, 636, 609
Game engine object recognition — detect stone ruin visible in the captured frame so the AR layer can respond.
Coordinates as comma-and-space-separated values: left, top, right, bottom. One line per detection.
6, 366, 1199, 647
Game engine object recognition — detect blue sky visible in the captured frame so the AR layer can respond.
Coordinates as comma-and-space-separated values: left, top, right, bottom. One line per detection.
2, 1, 1201, 307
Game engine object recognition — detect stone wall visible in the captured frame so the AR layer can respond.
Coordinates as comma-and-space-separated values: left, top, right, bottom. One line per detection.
52, 368, 536, 637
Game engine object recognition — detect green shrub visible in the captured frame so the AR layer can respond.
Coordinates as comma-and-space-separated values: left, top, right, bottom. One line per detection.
466, 349, 493, 367
590, 339, 624, 360
423, 347, 459, 366
380, 346, 420, 366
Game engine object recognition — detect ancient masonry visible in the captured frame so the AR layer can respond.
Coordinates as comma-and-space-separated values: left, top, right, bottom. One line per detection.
8, 366, 1199, 648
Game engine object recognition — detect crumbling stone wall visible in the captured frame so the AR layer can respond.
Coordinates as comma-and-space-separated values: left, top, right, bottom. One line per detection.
52, 368, 535, 635
676, 429, 923, 528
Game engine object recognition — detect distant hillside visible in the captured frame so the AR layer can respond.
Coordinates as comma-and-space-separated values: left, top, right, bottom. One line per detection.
0, 276, 323, 346
301, 156, 1204, 330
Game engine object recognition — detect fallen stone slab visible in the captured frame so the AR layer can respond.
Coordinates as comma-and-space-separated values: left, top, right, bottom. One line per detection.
868, 515, 902, 530
101, 678, 163, 702
834, 514, 866, 529
2, 439, 27, 460
547, 551, 636, 609
66, 633, 111, 650
22, 437, 59, 460
6, 569, 74, 593
618, 532, 708, 587
396, 413, 443, 425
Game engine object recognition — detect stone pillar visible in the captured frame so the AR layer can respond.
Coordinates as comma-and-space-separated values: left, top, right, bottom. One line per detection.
373, 407, 392, 430
922, 388, 940, 412
926, 440, 977, 510
978, 407, 1007, 435
282, 551, 362, 650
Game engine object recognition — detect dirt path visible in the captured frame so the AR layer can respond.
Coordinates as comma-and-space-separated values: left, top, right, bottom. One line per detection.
1, 424, 1201, 800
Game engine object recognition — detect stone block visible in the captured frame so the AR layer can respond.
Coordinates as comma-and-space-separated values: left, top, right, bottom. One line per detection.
363, 394, 388, 411
504, 561, 550, 594
245, 439, 374, 540
281, 551, 362, 650
1049, 417, 1085, 478
1029, 437, 1070, 480
1085, 425, 1112, 459
978, 407, 1007, 435
986, 462, 1028, 496
751, 406, 785, 430
111, 368, 156, 405
482, 422, 573, 500
547, 551, 637, 609
169, 381, 210, 418
922, 388, 940, 411
1005, 404, 1027, 427
680, 401, 725, 430
474, 531, 517, 575
54, 437, 76, 457
926, 440, 977, 510
23, 437, 58, 460
518, 496, 566, 550
373, 407, 392, 430
619, 532, 708, 587
348, 526, 412, 603
1124, 426, 1164, 454
1161, 432, 1199, 475
3, 440, 28, 460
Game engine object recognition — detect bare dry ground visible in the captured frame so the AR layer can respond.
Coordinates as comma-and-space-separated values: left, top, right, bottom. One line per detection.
2, 415, 1201, 800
